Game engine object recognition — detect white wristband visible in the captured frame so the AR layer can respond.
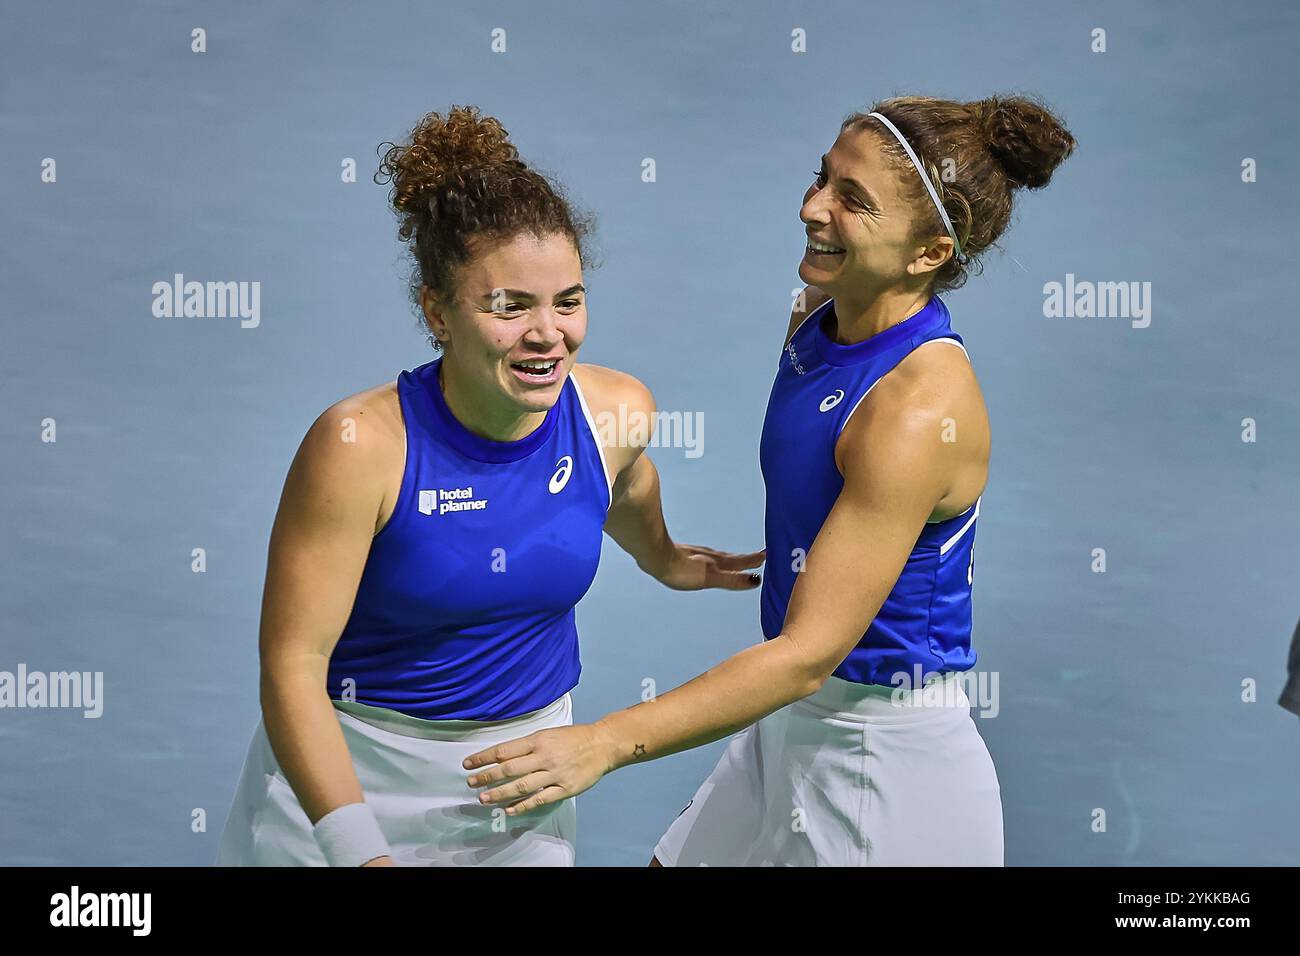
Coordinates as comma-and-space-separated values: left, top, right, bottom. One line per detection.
312, 802, 392, 867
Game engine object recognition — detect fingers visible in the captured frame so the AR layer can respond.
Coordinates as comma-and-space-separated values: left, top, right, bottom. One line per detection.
680, 544, 767, 569
705, 567, 763, 591
463, 735, 536, 771
476, 771, 558, 809
679, 543, 724, 556
466, 753, 544, 789
711, 550, 766, 571
502, 785, 567, 815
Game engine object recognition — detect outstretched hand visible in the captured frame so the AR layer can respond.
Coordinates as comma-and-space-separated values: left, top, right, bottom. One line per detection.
464, 723, 617, 816
652, 542, 766, 591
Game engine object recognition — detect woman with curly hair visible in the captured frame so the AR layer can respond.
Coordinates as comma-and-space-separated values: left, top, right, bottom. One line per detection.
215, 106, 762, 867
466, 94, 1076, 866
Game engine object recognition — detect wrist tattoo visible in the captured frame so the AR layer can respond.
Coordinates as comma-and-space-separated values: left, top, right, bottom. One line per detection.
632, 743, 647, 759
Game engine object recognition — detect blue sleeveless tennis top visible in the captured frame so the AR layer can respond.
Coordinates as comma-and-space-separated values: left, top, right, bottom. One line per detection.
325, 358, 611, 720
758, 295, 980, 687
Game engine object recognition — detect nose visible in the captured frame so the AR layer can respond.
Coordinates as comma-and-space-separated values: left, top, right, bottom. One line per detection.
800, 188, 829, 229
522, 307, 563, 349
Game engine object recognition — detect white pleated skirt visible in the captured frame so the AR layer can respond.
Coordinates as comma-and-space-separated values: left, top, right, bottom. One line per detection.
216, 693, 576, 867
654, 673, 1003, 866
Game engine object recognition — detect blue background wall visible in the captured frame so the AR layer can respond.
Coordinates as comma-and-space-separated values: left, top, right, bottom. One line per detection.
3, 0, 1297, 865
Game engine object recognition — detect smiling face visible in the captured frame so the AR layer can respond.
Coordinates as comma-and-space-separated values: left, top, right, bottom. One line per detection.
798, 123, 951, 298
422, 232, 587, 417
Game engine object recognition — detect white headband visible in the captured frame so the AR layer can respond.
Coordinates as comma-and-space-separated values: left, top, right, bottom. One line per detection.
867, 111, 962, 257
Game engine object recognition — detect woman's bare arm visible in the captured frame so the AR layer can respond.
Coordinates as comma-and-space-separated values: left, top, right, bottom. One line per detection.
256, 389, 402, 858
574, 363, 764, 590
465, 344, 984, 809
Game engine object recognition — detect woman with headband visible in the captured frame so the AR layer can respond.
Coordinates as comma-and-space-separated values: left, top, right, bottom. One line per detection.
215, 105, 762, 867
465, 94, 1076, 866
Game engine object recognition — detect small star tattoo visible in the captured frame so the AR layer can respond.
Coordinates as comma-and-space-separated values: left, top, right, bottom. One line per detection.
632, 743, 647, 759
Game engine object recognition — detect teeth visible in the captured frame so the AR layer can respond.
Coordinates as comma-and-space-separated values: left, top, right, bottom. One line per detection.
515, 359, 557, 369
808, 240, 845, 254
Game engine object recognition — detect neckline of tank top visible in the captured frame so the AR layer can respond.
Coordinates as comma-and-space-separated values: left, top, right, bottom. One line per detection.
413, 358, 563, 463
812, 295, 951, 368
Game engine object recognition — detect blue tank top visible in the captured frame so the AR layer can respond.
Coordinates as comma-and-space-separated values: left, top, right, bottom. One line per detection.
758, 295, 980, 687
325, 358, 611, 720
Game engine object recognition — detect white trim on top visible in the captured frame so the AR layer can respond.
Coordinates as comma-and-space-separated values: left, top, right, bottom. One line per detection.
939, 496, 981, 555
919, 336, 974, 524
918, 336, 970, 362
836, 376, 882, 438
926, 498, 975, 525
786, 295, 834, 346
567, 371, 614, 510
835, 338, 968, 439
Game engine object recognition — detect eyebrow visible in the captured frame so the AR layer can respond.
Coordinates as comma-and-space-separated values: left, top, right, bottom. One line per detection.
479, 284, 586, 302
821, 154, 880, 208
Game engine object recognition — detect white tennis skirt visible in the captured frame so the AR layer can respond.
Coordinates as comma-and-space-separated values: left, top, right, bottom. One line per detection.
654, 672, 1003, 866
215, 693, 576, 866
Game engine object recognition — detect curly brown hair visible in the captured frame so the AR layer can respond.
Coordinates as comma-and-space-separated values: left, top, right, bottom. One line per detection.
374, 105, 597, 347
844, 93, 1077, 295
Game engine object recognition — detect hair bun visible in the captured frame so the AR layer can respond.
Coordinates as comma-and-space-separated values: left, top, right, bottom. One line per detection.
377, 105, 520, 215
981, 95, 1076, 190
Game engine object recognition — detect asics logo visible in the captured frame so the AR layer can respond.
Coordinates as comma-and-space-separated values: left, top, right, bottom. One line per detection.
549, 455, 574, 494
819, 389, 844, 412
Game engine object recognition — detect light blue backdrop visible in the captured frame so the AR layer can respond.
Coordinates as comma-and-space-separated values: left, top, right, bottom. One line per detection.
3, 0, 1297, 865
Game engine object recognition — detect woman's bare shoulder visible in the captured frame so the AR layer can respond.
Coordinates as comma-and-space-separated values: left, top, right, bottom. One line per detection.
569, 363, 655, 478
786, 285, 832, 344
307, 380, 403, 454
570, 363, 654, 420
287, 379, 405, 517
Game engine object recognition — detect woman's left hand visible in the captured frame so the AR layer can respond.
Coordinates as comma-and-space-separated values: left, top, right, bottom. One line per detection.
464, 722, 618, 815
650, 542, 766, 591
